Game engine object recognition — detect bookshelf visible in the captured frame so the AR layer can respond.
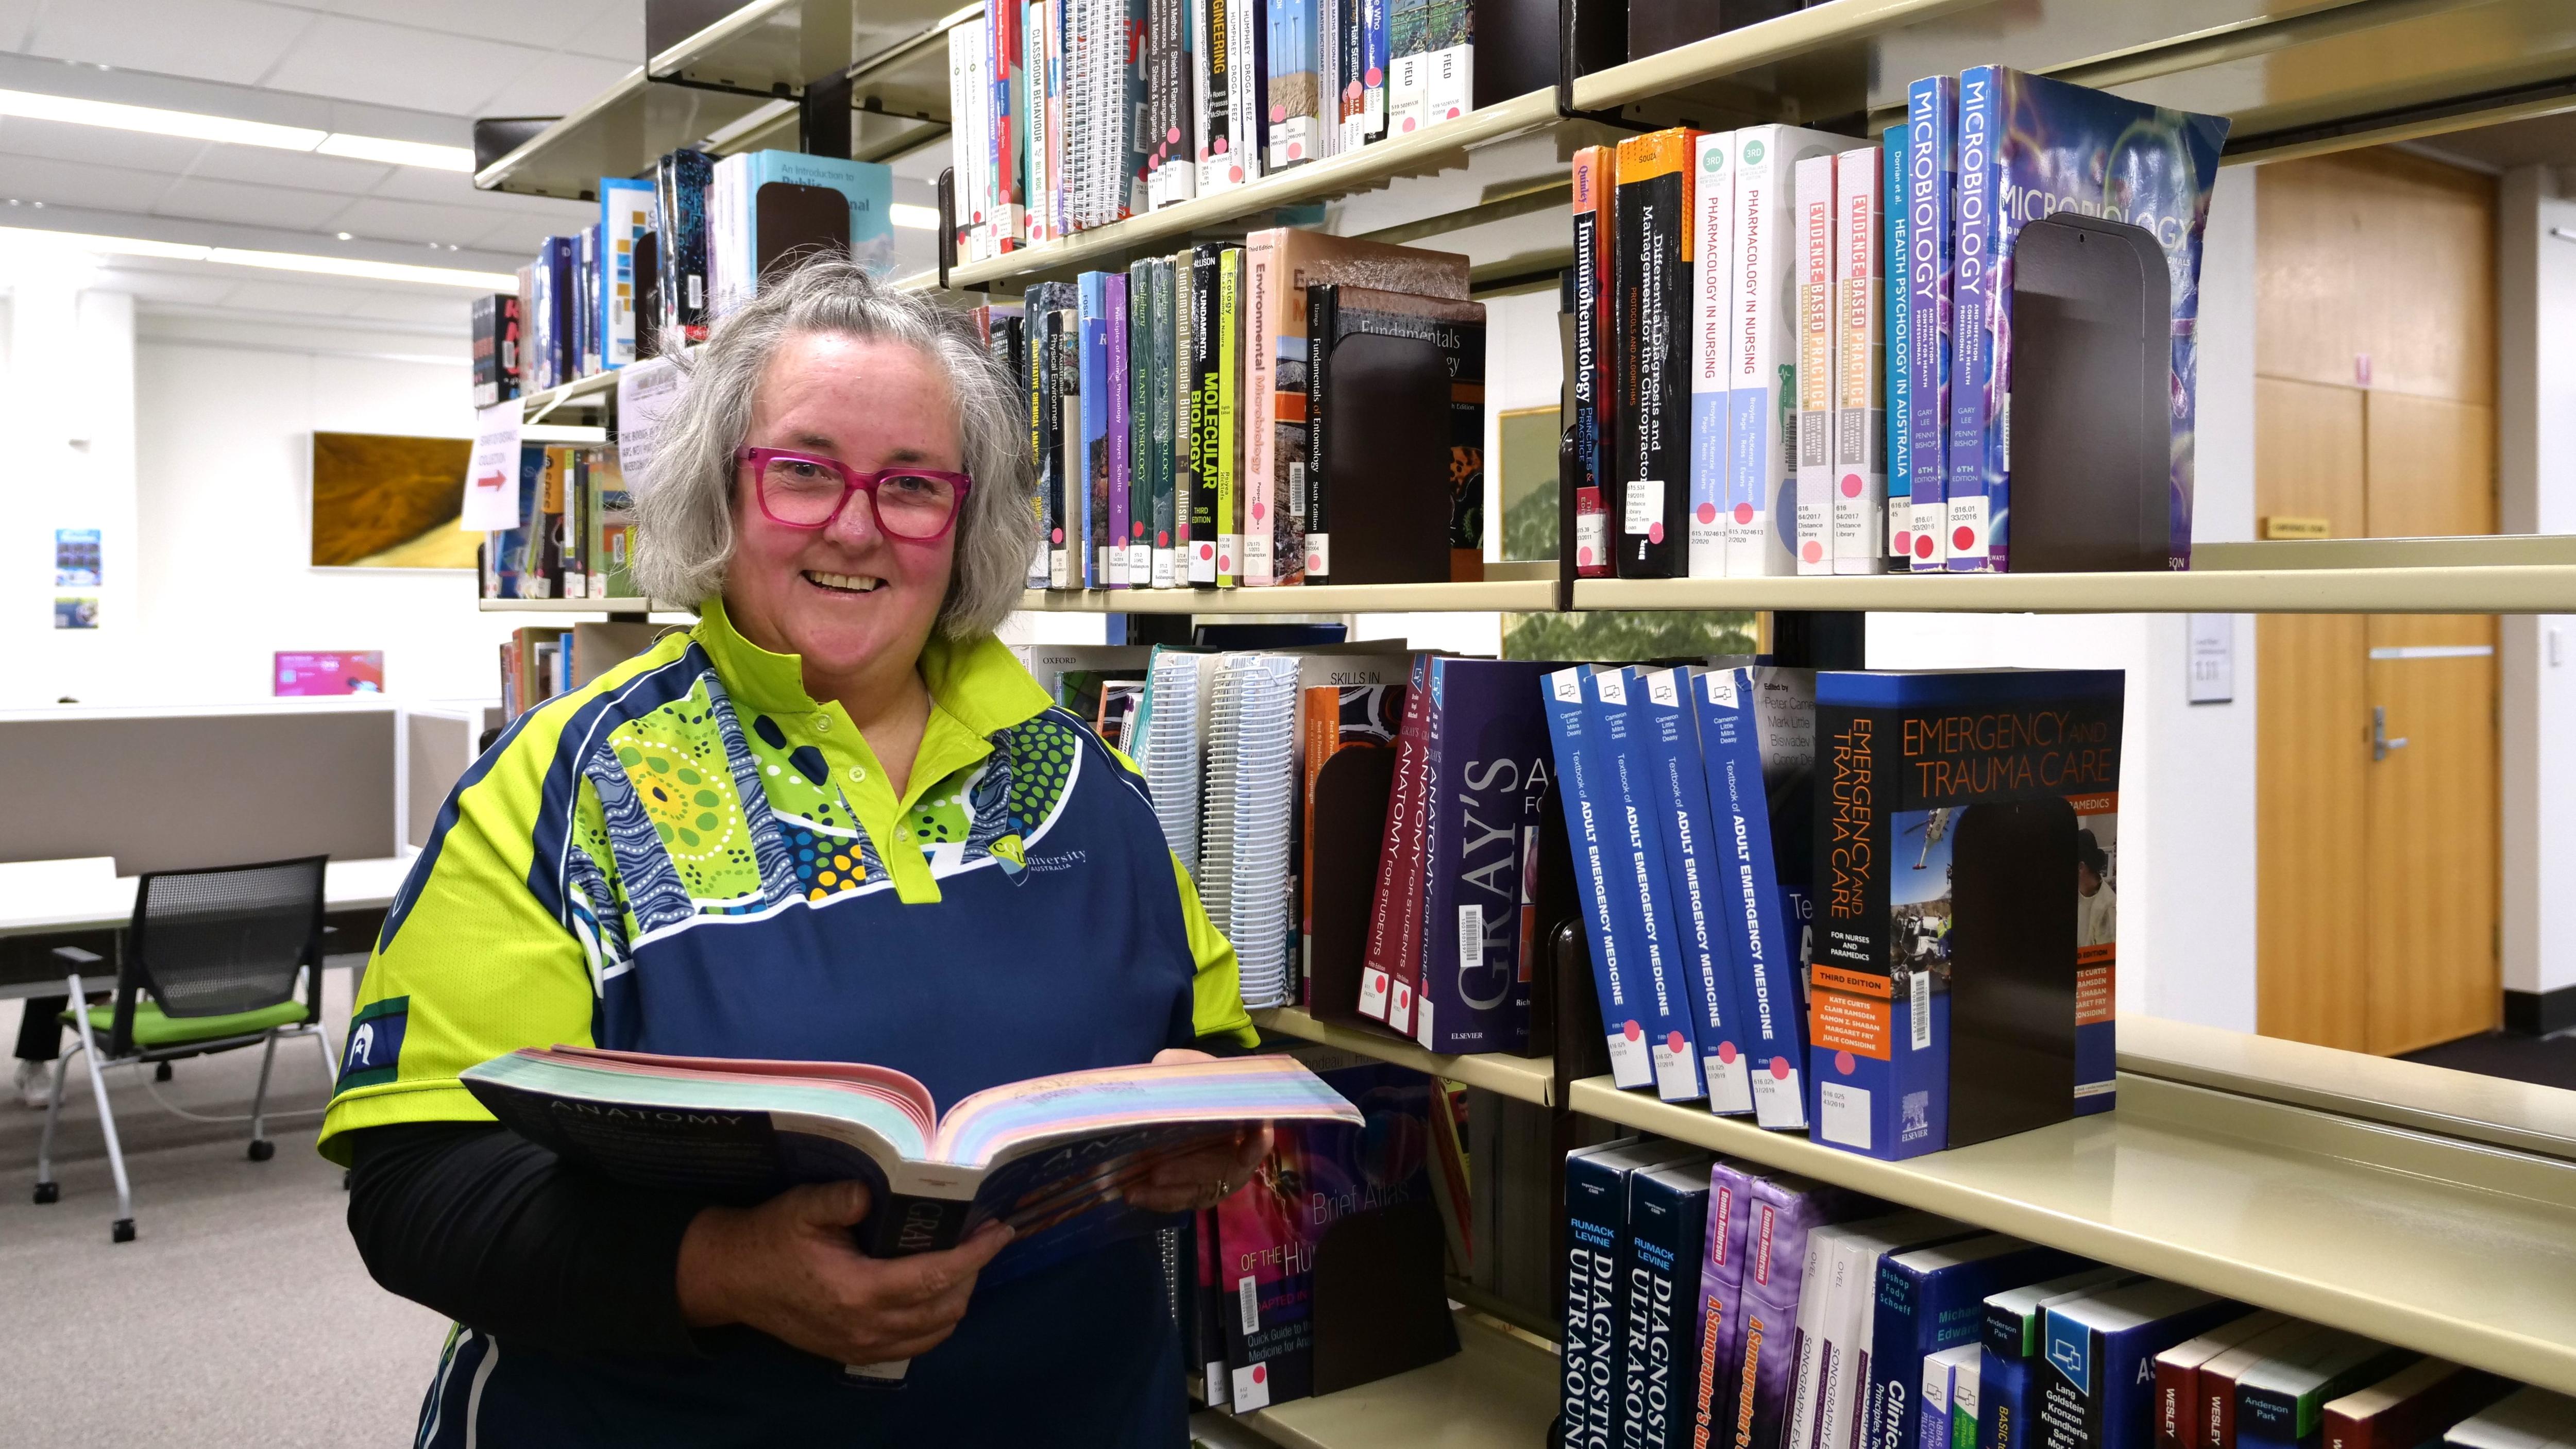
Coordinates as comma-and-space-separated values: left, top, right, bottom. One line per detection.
476, 597, 692, 616
1251, 1007, 1556, 1107
1207, 1308, 1560, 1449
1018, 566, 1559, 616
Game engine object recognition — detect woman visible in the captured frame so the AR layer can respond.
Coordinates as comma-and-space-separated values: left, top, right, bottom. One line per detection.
325, 259, 1264, 1447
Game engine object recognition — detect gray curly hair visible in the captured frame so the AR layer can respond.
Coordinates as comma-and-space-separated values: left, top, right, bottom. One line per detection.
631, 257, 1035, 638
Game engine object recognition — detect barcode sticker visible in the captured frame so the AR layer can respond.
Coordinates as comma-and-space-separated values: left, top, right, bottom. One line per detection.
1237, 1274, 1260, 1335
1910, 970, 1930, 1050
1458, 904, 1483, 969
1625, 477, 1661, 535
1289, 461, 1307, 520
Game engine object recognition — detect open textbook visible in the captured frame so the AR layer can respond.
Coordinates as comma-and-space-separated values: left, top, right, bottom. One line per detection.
462, 1047, 1360, 1286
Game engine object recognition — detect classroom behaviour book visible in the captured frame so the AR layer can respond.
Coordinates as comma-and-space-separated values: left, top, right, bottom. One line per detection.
462, 1047, 1360, 1285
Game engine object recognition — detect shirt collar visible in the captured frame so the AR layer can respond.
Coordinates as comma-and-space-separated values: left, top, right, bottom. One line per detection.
691, 596, 1050, 738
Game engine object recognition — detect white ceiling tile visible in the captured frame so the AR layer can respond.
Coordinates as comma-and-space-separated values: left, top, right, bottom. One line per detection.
299, 0, 621, 53
260, 16, 548, 115
177, 143, 394, 196
0, 115, 210, 174
87, 265, 241, 305
0, 0, 48, 53
27, 0, 318, 87
0, 153, 174, 212
364, 162, 542, 208
471, 50, 636, 119
467, 211, 573, 257
343, 289, 471, 325
152, 174, 352, 230
323, 194, 509, 247
563, 0, 643, 62
214, 276, 369, 314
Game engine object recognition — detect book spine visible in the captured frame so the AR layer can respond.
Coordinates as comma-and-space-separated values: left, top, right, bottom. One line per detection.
1694, 1162, 1758, 1446
1172, 251, 1195, 577
1986, 1346, 2031, 1449
1241, 232, 1277, 585
1358, 654, 1430, 1020
1832, 146, 1884, 575
1924, 1356, 1957, 1449
1631, 1175, 1714, 1449
1572, 145, 1616, 578
1027, 302, 1051, 588
1270, 263, 1310, 588
1945, 65, 1998, 572
1266, 0, 1317, 169
1542, 667, 1654, 1089
1593, 667, 1703, 1100
1871, 1261, 1930, 1449
1387, 0, 1427, 138
1411, 656, 1449, 1047
1793, 151, 1835, 576
1883, 130, 1911, 568
1332, 0, 1361, 150
1079, 275, 1107, 586
1387, 659, 1437, 1033
1189, 247, 1222, 583
1564, 1152, 1638, 1449
1039, 290, 1067, 587
1107, 273, 1133, 586
1688, 131, 1734, 578
1144, 0, 1169, 208
1809, 697, 1946, 1160
996, 0, 1027, 246
1029, 1, 1050, 240
1125, 0, 1153, 219
1724, 130, 1790, 577
1305, 283, 1337, 584
1151, 261, 1178, 586
1423, 0, 1471, 128
1903, 76, 1955, 570
1642, 668, 1752, 1114
1731, 1195, 1806, 1449
1126, 260, 1153, 582
1169, 0, 1197, 201
1615, 128, 1696, 579
1217, 248, 1242, 584
1361, 0, 1387, 141
2154, 1353, 2197, 1449
1316, 0, 1340, 160
1696, 668, 1806, 1129
1952, 1355, 1981, 1449
1194, 0, 1224, 191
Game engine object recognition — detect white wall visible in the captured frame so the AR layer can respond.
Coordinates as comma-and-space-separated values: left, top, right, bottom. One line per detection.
1866, 163, 2263, 1033
2496, 165, 2576, 1003
130, 329, 521, 706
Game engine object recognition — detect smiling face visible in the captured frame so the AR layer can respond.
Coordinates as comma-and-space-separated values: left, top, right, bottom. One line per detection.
722, 331, 960, 705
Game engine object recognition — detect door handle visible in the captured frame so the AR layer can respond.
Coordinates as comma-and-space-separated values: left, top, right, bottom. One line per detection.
2372, 705, 2409, 762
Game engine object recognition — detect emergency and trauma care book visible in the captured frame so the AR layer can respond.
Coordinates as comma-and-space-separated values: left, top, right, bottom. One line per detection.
1614, 126, 1702, 578
1809, 669, 2124, 1160
1726, 125, 1866, 578
1865, 1237, 2089, 1449
1413, 656, 1554, 1053
2322, 1359, 2512, 1449
1687, 129, 1738, 577
1592, 666, 1706, 1100
1696, 666, 1815, 1129
1902, 75, 1955, 571
1792, 150, 1836, 576
2036, 1282, 2240, 1449
1543, 666, 1654, 1090
1724, 1176, 1882, 1449
1801, 1214, 1978, 1449
1564, 1138, 1703, 1449
1639, 667, 1756, 1115
1626, 1155, 1720, 1449
2234, 1335, 2414, 1449
1881, 130, 1911, 568
462, 1046, 1358, 1307
1692, 1159, 1765, 1445
1980, 1268, 2142, 1449
2155, 1312, 2288, 1449
1832, 145, 1885, 575
1945, 68, 2227, 572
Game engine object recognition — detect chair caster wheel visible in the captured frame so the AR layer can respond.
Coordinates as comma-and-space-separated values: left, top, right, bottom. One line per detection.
155, 1062, 173, 1082
111, 1219, 134, 1243
247, 1139, 275, 1162
32, 1182, 57, 1205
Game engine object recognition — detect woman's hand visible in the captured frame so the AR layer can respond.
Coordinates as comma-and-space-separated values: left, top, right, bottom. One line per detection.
675, 1181, 1013, 1366
1126, 1048, 1275, 1214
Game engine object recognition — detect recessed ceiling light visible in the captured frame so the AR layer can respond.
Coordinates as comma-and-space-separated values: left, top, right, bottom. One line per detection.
890, 202, 939, 230
0, 86, 471, 171
336, 231, 352, 241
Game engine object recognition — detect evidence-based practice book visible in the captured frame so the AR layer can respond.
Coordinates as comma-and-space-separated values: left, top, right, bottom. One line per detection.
1564, 1139, 1702, 1449
1946, 68, 2228, 572
1627, 1156, 1720, 1449
1903, 76, 1956, 571
464, 1045, 1359, 1344
1543, 665, 1655, 1090
1981, 1268, 2143, 1449
1413, 656, 1554, 1054
1613, 126, 1702, 578
1591, 666, 1706, 1101
1639, 667, 1756, 1115
2036, 1281, 2241, 1449
1809, 669, 2124, 1161
1865, 1237, 2089, 1449
1696, 666, 1816, 1130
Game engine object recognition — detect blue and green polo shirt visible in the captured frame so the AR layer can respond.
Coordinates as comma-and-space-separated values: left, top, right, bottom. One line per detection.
326, 599, 1253, 1447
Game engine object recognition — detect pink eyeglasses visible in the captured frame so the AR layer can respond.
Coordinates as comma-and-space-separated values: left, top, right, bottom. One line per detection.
736, 447, 973, 541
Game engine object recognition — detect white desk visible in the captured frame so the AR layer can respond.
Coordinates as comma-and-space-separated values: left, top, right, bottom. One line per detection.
0, 855, 415, 997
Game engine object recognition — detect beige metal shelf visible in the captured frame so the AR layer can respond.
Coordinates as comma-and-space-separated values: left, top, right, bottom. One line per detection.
1019, 570, 1558, 615
1205, 1309, 1561, 1449
476, 597, 693, 615
1251, 1007, 1555, 1107
1567, 1069, 2576, 1396
948, 89, 1566, 291
517, 368, 619, 422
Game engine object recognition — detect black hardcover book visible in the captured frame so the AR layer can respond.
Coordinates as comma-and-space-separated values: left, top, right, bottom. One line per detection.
1304, 283, 1484, 586
1188, 243, 1226, 585
1032, 283, 1071, 588
470, 292, 522, 408
1612, 128, 1694, 577
654, 147, 713, 345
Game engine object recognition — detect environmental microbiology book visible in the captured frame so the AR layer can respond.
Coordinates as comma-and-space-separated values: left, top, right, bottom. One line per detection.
1944, 68, 2228, 572
462, 1046, 1358, 1290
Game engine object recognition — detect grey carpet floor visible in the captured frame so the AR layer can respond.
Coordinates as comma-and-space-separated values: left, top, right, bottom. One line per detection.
0, 977, 449, 1447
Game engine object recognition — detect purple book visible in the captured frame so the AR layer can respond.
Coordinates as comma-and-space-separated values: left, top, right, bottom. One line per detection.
1412, 657, 1557, 1054
1693, 1160, 1764, 1449
1725, 1172, 1877, 1449
1107, 272, 1132, 588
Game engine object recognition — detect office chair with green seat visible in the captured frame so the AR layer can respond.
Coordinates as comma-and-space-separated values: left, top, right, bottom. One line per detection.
30, 855, 337, 1242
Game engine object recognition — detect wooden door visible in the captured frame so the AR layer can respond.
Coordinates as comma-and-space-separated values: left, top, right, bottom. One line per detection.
2253, 150, 2499, 1054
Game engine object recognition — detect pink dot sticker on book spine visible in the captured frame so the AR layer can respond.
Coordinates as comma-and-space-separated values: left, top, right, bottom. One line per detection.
1733, 502, 1754, 524
1836, 1050, 1856, 1074
1801, 541, 1823, 563
1622, 1020, 1642, 1042
1770, 1056, 1791, 1080
1696, 502, 1717, 523
1841, 473, 1862, 498
1667, 1031, 1686, 1056
1953, 525, 1975, 551
1717, 1041, 1737, 1064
